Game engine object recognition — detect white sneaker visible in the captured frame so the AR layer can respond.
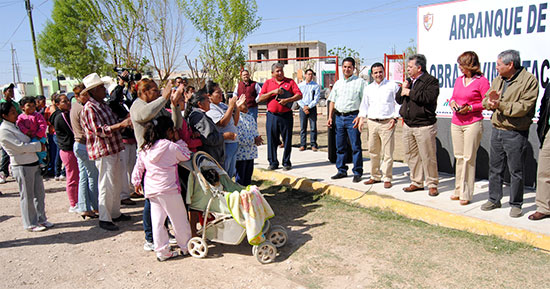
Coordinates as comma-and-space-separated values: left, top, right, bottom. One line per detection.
0, 174, 6, 184
156, 250, 179, 261
143, 241, 155, 252
58, 175, 66, 181
54, 176, 60, 181
39, 221, 54, 228
68, 206, 79, 213
27, 225, 47, 232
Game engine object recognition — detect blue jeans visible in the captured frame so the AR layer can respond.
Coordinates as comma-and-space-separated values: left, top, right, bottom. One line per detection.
73, 142, 99, 212
335, 113, 363, 176
488, 127, 528, 208
47, 134, 64, 177
299, 106, 318, 148
266, 111, 293, 168
143, 198, 153, 243
224, 142, 238, 178
247, 106, 258, 122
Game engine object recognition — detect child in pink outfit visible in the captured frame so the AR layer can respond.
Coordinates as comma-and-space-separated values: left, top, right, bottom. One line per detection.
131, 116, 192, 261
16, 96, 48, 168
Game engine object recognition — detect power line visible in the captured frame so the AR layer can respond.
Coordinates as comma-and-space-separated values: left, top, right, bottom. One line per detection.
0, 15, 28, 50
252, 0, 407, 37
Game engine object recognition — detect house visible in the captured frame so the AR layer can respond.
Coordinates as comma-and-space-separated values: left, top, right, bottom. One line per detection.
247, 41, 337, 88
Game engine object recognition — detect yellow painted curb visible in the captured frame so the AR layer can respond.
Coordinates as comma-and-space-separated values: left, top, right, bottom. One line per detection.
254, 168, 550, 251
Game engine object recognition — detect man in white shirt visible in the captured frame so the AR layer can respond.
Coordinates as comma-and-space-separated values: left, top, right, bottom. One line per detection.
298, 69, 321, 151
357, 63, 400, 189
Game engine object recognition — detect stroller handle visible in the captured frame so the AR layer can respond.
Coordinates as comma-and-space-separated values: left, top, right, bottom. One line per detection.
192, 151, 226, 195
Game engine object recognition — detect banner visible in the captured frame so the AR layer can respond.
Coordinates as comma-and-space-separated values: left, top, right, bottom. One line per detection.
418, 0, 550, 119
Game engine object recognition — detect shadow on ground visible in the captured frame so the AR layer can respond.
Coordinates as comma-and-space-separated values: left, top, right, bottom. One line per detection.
0, 207, 145, 249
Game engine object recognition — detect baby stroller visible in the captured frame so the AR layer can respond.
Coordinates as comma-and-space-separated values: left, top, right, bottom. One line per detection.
185, 151, 288, 264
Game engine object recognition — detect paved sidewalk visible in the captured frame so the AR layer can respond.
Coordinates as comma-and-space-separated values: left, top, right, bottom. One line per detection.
253, 145, 550, 250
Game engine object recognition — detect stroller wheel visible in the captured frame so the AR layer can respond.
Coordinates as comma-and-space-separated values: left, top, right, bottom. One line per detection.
254, 241, 277, 264
187, 237, 208, 258
267, 225, 288, 248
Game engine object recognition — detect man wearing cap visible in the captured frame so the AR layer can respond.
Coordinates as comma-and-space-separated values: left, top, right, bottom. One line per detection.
0, 84, 22, 183
80, 73, 132, 231
234, 69, 261, 121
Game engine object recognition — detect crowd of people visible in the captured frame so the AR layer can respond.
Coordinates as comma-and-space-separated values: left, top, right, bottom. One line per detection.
323, 50, 548, 221
1, 48, 549, 261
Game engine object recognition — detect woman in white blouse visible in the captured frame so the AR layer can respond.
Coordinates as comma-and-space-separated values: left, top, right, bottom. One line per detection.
0, 101, 52, 232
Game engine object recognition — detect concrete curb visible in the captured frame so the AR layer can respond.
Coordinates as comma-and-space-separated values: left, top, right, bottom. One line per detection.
253, 168, 550, 251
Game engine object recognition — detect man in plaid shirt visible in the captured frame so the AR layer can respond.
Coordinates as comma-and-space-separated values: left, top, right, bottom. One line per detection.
80, 73, 132, 231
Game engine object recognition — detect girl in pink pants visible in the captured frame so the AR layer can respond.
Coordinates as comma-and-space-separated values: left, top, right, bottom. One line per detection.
132, 116, 192, 261
50, 94, 79, 211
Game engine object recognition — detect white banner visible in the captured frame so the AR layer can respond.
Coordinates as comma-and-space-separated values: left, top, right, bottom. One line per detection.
418, 0, 550, 119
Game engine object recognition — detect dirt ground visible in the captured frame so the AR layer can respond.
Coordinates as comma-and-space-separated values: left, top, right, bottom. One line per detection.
1, 175, 549, 289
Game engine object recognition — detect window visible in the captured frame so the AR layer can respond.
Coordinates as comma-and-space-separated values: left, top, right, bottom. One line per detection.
257, 49, 268, 60
278, 49, 288, 64
296, 47, 309, 61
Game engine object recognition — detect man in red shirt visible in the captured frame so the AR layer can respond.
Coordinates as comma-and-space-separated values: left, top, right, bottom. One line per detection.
258, 63, 302, 171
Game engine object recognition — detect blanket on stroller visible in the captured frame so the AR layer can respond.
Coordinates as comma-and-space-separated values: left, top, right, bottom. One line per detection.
225, 185, 274, 245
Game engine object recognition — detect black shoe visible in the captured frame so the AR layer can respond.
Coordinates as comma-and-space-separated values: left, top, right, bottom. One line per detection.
267, 165, 278, 170
121, 198, 136, 205
40, 167, 48, 176
331, 172, 347, 180
112, 213, 131, 222
352, 175, 362, 183
99, 221, 119, 231
283, 165, 292, 171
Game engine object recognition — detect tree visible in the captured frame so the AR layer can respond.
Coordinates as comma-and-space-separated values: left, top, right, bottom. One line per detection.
85, 0, 149, 71
328, 46, 365, 76
37, 0, 109, 79
142, 0, 186, 83
180, 0, 261, 92
403, 38, 417, 62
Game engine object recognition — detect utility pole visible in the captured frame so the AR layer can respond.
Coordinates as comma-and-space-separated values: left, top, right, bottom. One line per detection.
25, 0, 44, 95
11, 44, 16, 84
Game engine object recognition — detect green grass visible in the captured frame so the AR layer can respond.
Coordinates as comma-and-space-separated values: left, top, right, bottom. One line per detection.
256, 179, 534, 255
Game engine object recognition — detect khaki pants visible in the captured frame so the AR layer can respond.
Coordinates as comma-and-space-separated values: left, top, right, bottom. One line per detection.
367, 119, 395, 182
403, 122, 439, 188
95, 153, 123, 222
536, 130, 550, 214
451, 121, 483, 201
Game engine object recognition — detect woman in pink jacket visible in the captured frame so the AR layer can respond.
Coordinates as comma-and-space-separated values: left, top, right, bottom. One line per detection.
132, 116, 192, 261
449, 51, 490, 205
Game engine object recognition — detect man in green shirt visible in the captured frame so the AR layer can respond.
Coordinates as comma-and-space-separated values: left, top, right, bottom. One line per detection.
327, 57, 365, 183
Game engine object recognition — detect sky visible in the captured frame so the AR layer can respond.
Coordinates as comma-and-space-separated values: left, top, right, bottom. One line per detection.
0, 0, 446, 85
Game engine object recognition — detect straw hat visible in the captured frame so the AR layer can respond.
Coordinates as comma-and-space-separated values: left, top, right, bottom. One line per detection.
81, 73, 105, 93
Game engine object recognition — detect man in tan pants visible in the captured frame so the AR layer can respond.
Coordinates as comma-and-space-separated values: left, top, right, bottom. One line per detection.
530, 83, 550, 220
396, 54, 440, 196
357, 63, 400, 188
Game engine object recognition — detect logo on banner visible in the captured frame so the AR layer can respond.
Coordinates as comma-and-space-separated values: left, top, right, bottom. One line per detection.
424, 13, 434, 31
